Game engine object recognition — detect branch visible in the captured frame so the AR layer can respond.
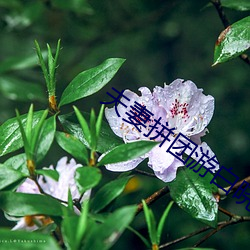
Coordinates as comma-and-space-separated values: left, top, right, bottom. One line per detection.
134, 169, 157, 178
160, 215, 250, 249
159, 224, 212, 249
193, 216, 250, 247
211, 0, 250, 66
218, 175, 250, 196
136, 186, 169, 215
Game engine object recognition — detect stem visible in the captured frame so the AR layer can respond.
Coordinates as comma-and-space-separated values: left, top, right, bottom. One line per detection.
210, 0, 250, 66
134, 169, 156, 178
193, 216, 250, 247
136, 186, 169, 215
218, 175, 250, 196
159, 216, 250, 249
159, 224, 212, 249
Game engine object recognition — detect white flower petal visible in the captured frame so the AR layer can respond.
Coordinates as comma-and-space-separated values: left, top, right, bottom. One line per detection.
191, 142, 220, 173
16, 178, 40, 194
105, 156, 146, 172
148, 143, 183, 182
12, 218, 38, 231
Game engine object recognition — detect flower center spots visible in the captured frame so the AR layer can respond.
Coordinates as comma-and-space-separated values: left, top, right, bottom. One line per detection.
170, 99, 190, 121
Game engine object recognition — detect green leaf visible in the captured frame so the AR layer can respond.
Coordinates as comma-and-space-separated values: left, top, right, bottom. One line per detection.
62, 215, 80, 250
83, 205, 137, 250
35, 40, 50, 91
0, 51, 47, 74
75, 167, 102, 194
0, 164, 27, 190
221, 0, 250, 11
56, 131, 89, 165
73, 106, 91, 147
0, 192, 65, 216
30, 109, 49, 158
96, 104, 105, 140
36, 116, 56, 162
142, 200, 157, 245
127, 226, 151, 248
168, 166, 218, 227
157, 201, 174, 244
4, 154, 28, 175
97, 140, 158, 166
90, 108, 97, 150
59, 58, 125, 106
36, 169, 59, 181
213, 16, 250, 65
0, 228, 60, 250
0, 111, 44, 157
0, 76, 46, 102
62, 201, 89, 250
91, 176, 132, 213
76, 201, 89, 248
59, 112, 123, 153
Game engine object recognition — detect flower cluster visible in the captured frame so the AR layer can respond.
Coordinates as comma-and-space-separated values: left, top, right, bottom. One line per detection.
104, 79, 218, 182
11, 157, 89, 231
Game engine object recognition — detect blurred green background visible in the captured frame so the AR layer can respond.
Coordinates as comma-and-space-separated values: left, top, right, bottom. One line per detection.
0, 0, 249, 249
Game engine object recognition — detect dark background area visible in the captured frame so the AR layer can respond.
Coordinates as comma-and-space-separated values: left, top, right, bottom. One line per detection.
0, 0, 249, 249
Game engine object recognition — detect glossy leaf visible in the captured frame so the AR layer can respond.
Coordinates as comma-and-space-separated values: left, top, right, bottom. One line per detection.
0, 76, 46, 102
59, 58, 125, 106
4, 153, 28, 175
0, 164, 27, 190
0, 111, 44, 157
73, 106, 91, 147
0, 192, 65, 216
56, 131, 89, 165
157, 201, 174, 244
142, 200, 157, 244
91, 176, 132, 213
97, 140, 158, 166
213, 16, 250, 65
83, 205, 137, 250
221, 0, 250, 11
168, 166, 218, 227
36, 116, 56, 162
0, 228, 60, 250
36, 169, 59, 181
75, 167, 102, 194
59, 113, 123, 153
62, 201, 89, 250
96, 104, 105, 140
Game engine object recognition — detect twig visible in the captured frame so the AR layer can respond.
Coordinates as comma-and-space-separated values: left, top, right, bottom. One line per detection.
193, 216, 250, 247
134, 169, 157, 178
160, 215, 250, 249
159, 224, 212, 249
218, 175, 250, 196
211, 0, 250, 66
136, 186, 169, 215
33, 177, 68, 204
218, 206, 235, 218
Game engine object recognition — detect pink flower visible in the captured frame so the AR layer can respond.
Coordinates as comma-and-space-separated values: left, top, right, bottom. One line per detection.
103, 79, 218, 182
12, 157, 90, 231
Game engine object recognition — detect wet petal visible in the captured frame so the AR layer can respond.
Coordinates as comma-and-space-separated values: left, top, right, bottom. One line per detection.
16, 178, 40, 194
191, 142, 220, 173
148, 143, 183, 182
105, 156, 146, 172
155, 79, 214, 136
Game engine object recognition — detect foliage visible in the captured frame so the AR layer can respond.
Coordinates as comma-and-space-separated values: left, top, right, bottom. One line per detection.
0, 1, 249, 250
